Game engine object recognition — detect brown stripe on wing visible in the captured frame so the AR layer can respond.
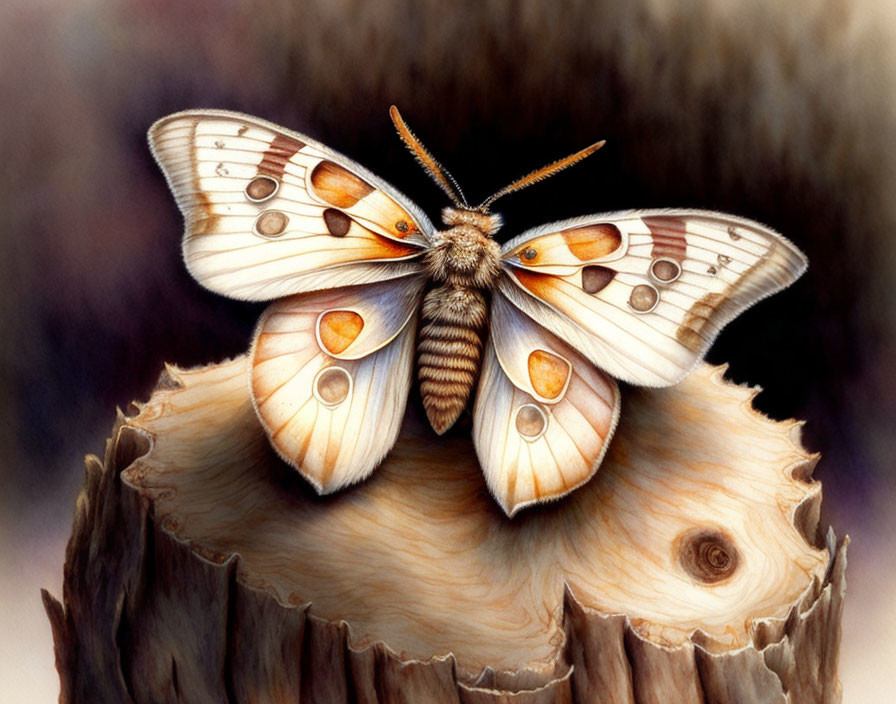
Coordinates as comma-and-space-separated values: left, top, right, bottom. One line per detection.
189, 119, 219, 236
676, 292, 727, 351
675, 238, 796, 352
257, 134, 306, 179
643, 215, 687, 262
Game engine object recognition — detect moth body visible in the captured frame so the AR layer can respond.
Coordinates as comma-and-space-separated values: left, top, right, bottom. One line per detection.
418, 208, 503, 433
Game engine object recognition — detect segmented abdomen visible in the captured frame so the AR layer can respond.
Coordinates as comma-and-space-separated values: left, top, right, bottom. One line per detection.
417, 283, 488, 434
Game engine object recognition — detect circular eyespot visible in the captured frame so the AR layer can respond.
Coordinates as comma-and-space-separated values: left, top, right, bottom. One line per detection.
245, 175, 280, 203
628, 284, 659, 313
396, 220, 409, 233
254, 210, 289, 237
521, 247, 537, 261
650, 257, 682, 284
313, 367, 352, 407
515, 404, 548, 441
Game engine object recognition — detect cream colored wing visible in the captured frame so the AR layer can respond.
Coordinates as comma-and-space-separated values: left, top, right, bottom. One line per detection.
149, 110, 432, 301
500, 210, 807, 386
250, 277, 424, 492
473, 294, 620, 517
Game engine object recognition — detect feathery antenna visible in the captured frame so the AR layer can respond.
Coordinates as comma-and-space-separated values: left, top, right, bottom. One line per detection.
390, 106, 605, 213
389, 106, 468, 208
476, 140, 605, 212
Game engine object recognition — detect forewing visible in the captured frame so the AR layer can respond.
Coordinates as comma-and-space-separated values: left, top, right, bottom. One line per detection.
474, 294, 620, 517
250, 277, 425, 492
149, 110, 433, 301
500, 210, 807, 386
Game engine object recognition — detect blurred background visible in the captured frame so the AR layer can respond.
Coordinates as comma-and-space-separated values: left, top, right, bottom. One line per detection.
1, 0, 893, 700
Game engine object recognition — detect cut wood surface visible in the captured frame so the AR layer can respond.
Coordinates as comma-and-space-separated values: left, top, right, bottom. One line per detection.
44, 355, 846, 703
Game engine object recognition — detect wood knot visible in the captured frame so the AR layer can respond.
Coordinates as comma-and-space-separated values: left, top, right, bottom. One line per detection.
677, 529, 739, 584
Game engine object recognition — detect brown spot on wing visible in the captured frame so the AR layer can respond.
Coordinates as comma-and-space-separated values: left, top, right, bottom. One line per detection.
310, 160, 375, 208
677, 292, 726, 351
315, 367, 352, 406
257, 134, 306, 179
582, 265, 615, 294
562, 224, 623, 261
527, 350, 571, 400
643, 215, 687, 262
245, 176, 279, 202
255, 210, 289, 237
629, 284, 659, 312
323, 209, 351, 237
650, 258, 681, 283
515, 404, 547, 439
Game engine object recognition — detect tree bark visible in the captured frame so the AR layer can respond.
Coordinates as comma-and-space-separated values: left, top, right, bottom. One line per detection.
44, 356, 845, 703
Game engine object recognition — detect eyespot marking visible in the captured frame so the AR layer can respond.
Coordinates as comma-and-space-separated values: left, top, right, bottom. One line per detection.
727, 226, 741, 241
254, 210, 289, 237
309, 160, 374, 208
650, 257, 681, 284
314, 367, 352, 407
323, 209, 351, 237
582, 265, 615, 294
245, 175, 280, 202
521, 247, 537, 262
215, 163, 229, 176
317, 310, 364, 355
396, 220, 409, 233
527, 349, 571, 401
629, 283, 659, 313
515, 404, 548, 441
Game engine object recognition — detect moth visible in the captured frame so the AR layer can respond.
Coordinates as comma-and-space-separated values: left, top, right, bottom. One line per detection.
148, 107, 807, 516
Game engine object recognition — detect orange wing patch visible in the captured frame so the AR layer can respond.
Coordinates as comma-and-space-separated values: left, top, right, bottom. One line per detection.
510, 223, 624, 268
318, 311, 364, 355
310, 160, 374, 207
308, 159, 421, 241
527, 349, 571, 400
562, 224, 623, 261
509, 268, 556, 301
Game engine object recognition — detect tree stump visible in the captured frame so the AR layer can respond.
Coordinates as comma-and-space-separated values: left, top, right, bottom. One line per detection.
43, 355, 846, 703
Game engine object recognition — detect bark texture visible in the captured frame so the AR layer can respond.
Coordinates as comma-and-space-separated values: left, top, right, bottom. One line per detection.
44, 356, 846, 702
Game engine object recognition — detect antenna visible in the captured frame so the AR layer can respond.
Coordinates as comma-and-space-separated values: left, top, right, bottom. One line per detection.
476, 140, 605, 212
389, 106, 468, 208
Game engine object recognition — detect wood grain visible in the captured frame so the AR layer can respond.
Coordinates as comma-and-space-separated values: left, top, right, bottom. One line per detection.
42, 357, 845, 702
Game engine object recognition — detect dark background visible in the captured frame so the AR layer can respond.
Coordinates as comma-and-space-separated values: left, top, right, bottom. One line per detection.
1, 0, 893, 699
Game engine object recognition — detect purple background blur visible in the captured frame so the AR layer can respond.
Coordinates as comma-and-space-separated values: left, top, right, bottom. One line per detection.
1, 0, 893, 700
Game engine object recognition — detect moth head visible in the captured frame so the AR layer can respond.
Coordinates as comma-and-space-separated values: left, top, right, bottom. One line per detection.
441, 207, 503, 236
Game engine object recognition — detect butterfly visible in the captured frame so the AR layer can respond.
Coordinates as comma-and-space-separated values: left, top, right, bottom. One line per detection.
148, 107, 807, 516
